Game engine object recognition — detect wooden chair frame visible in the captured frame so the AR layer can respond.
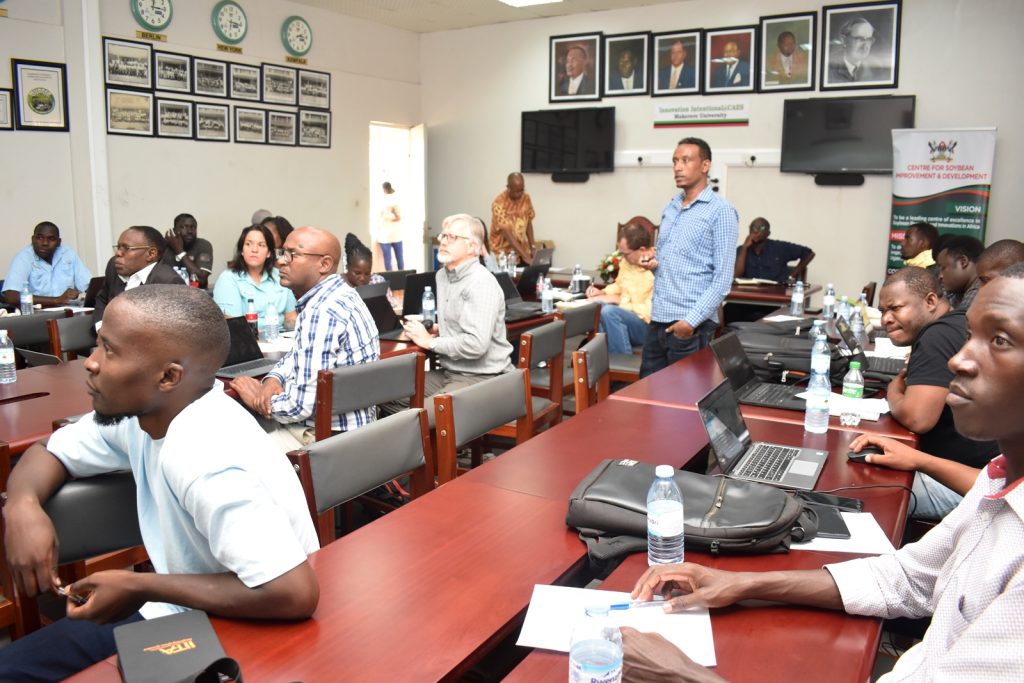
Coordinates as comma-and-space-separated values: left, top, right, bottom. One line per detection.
491, 321, 564, 441
47, 315, 97, 361
573, 333, 611, 413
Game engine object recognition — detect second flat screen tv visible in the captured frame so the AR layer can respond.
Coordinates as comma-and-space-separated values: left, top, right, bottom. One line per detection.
780, 95, 915, 175
521, 107, 615, 174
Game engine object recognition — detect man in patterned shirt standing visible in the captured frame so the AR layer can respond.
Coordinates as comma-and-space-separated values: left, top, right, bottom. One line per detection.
232, 227, 380, 449
639, 137, 738, 378
490, 172, 537, 265
621, 265, 1024, 681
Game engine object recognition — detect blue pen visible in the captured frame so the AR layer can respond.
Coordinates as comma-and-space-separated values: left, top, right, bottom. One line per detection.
608, 599, 667, 611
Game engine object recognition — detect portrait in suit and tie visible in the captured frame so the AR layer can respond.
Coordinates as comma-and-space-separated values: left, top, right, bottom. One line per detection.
651, 31, 700, 96
822, 2, 901, 90
759, 13, 816, 92
704, 27, 757, 94
550, 33, 601, 102
603, 32, 649, 97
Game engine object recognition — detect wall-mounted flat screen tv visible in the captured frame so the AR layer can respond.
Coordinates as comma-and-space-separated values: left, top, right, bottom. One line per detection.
521, 107, 615, 174
781, 95, 915, 175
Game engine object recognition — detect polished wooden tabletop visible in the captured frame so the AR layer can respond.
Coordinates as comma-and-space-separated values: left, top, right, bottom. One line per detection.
728, 282, 822, 305
0, 360, 93, 455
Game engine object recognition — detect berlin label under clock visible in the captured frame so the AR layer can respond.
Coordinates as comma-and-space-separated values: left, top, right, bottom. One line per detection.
212, 0, 247, 45
132, 0, 173, 32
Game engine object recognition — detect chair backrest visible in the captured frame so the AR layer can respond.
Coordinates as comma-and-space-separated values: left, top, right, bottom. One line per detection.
48, 314, 97, 360
518, 319, 565, 400
83, 276, 105, 308
288, 408, 433, 546
314, 350, 425, 440
379, 269, 416, 291
43, 471, 142, 565
0, 309, 71, 348
862, 281, 878, 307
558, 302, 601, 340
573, 333, 611, 413
434, 369, 532, 483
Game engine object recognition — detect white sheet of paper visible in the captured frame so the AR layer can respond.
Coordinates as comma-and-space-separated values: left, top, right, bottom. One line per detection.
517, 584, 717, 667
868, 337, 911, 359
794, 391, 889, 420
763, 314, 803, 322
792, 512, 896, 554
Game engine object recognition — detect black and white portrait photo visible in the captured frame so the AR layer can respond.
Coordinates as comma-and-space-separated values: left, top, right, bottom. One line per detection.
822, 1, 901, 90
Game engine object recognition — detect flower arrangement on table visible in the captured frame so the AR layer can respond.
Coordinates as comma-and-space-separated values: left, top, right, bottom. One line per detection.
597, 250, 622, 284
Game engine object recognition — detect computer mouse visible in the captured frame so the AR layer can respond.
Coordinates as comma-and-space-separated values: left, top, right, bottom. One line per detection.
847, 445, 884, 463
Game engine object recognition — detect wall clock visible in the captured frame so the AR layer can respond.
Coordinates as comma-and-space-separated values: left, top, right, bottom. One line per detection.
211, 0, 247, 45
282, 15, 313, 57
131, 0, 173, 31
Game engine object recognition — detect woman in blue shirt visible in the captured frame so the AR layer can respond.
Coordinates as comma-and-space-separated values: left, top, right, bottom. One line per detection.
213, 225, 297, 329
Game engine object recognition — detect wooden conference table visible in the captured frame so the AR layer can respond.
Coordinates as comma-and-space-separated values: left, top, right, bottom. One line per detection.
727, 282, 821, 306
0, 360, 92, 456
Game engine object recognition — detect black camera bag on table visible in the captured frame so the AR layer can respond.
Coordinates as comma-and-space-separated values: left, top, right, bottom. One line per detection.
566, 459, 819, 574
734, 331, 851, 384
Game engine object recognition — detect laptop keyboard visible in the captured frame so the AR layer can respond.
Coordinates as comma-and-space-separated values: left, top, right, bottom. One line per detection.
219, 358, 276, 376
744, 383, 797, 404
869, 356, 905, 375
734, 443, 800, 482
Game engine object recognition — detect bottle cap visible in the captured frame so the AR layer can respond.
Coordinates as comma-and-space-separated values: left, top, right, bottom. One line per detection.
850, 361, 861, 369
655, 464, 674, 478
425, 286, 431, 291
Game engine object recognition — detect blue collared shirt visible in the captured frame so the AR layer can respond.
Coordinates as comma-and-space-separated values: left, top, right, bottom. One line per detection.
212, 268, 297, 328
266, 274, 380, 432
739, 239, 811, 283
651, 186, 739, 326
3, 244, 92, 296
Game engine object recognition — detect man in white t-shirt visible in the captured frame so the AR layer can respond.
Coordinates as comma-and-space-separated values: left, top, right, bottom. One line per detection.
0, 285, 319, 681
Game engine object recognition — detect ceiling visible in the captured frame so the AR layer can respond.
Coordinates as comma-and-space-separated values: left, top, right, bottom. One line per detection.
289, 0, 684, 34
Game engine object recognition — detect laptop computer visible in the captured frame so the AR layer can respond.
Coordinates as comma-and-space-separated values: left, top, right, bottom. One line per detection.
710, 332, 806, 411
516, 264, 550, 299
697, 380, 828, 490
356, 282, 389, 300
531, 248, 554, 267
493, 272, 544, 322
363, 295, 406, 341
217, 317, 280, 378
835, 316, 904, 378
401, 271, 437, 318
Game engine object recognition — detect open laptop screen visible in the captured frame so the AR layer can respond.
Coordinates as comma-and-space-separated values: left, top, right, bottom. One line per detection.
402, 271, 437, 317
493, 272, 522, 302
696, 381, 753, 474
710, 332, 758, 391
222, 317, 263, 368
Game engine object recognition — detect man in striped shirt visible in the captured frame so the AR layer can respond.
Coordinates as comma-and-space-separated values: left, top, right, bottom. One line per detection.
639, 137, 739, 378
232, 227, 380, 449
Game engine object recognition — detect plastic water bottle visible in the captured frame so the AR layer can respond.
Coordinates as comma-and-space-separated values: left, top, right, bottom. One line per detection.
245, 298, 259, 340
0, 330, 16, 384
508, 250, 517, 274
264, 304, 280, 342
804, 370, 831, 434
822, 283, 836, 320
837, 295, 851, 323
849, 306, 867, 349
647, 464, 685, 566
808, 319, 825, 342
498, 251, 507, 274
571, 263, 584, 295
535, 274, 544, 300
840, 361, 865, 427
540, 277, 554, 314
811, 332, 831, 377
421, 285, 436, 328
789, 280, 805, 316
569, 606, 623, 683
20, 285, 34, 316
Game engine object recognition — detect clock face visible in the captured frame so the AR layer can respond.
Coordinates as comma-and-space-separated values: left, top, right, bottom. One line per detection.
132, 0, 173, 31
282, 16, 313, 57
212, 0, 247, 45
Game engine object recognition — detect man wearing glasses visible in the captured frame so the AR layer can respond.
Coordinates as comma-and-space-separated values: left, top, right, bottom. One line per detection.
231, 227, 379, 449
828, 16, 881, 83
397, 214, 512, 424
93, 226, 185, 326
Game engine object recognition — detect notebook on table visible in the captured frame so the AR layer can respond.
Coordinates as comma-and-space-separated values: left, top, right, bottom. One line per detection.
696, 379, 827, 490
216, 316, 279, 378
493, 272, 544, 322
710, 332, 806, 411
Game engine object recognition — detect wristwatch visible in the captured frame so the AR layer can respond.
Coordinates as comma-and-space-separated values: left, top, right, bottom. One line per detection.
175, 251, 187, 262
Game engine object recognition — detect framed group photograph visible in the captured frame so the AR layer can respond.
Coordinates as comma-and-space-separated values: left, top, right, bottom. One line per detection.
194, 57, 228, 98
268, 110, 297, 146
298, 109, 330, 148
234, 106, 266, 144
704, 26, 757, 94
821, 1, 901, 90
106, 88, 153, 137
298, 69, 330, 109
651, 31, 701, 96
154, 51, 191, 93
759, 13, 816, 91
156, 98, 193, 138
602, 32, 649, 97
103, 38, 152, 90
0, 89, 13, 130
549, 32, 602, 103
195, 102, 229, 142
12, 59, 70, 131
262, 64, 297, 106
229, 63, 261, 101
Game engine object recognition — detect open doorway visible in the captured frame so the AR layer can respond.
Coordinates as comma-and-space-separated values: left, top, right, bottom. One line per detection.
368, 122, 426, 274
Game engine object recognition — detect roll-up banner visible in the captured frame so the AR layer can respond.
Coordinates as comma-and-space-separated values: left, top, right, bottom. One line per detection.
888, 128, 997, 273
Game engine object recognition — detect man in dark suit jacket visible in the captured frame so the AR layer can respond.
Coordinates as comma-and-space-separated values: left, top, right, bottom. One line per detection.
556, 45, 595, 96
608, 47, 645, 92
711, 41, 750, 88
94, 225, 185, 324
657, 39, 695, 90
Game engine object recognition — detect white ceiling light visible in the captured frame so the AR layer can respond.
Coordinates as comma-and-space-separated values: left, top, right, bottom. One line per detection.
499, 0, 564, 7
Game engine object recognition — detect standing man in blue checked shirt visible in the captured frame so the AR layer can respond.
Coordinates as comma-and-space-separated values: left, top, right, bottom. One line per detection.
638, 138, 739, 378
232, 227, 380, 449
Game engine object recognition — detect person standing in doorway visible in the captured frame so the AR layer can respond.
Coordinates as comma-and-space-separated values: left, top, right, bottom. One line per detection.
376, 181, 404, 271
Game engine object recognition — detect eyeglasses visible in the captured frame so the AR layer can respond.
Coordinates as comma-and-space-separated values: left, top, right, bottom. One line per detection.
438, 233, 473, 244
113, 244, 152, 254
847, 35, 875, 44
277, 249, 327, 264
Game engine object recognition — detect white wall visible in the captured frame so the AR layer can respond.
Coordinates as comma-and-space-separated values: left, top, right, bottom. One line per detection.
420, 0, 1024, 303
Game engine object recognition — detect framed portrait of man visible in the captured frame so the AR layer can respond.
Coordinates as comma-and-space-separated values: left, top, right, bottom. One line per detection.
602, 32, 649, 97
821, 1, 901, 90
759, 13, 816, 92
549, 32, 602, 103
704, 26, 757, 94
651, 30, 701, 96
